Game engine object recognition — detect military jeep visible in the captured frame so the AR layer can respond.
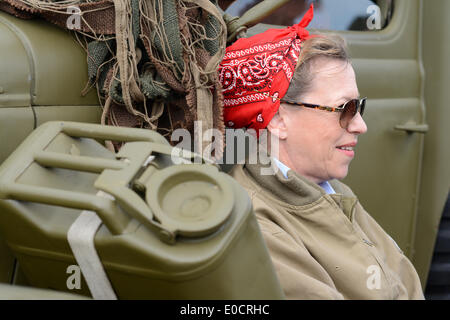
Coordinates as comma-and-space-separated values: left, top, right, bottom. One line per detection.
0, 0, 448, 299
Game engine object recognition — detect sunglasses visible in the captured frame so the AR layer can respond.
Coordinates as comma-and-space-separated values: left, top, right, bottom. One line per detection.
280, 97, 367, 129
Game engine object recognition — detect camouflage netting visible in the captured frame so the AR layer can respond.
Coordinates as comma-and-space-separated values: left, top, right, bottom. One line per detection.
0, 0, 227, 158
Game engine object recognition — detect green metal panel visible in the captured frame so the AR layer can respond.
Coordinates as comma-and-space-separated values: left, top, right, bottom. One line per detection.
0, 237, 14, 283
0, 12, 34, 280
0, 105, 103, 167
0, 283, 89, 299
413, 0, 450, 285
353, 58, 421, 98
0, 12, 102, 168
0, 107, 34, 164
0, 11, 98, 107
0, 13, 30, 107
34, 105, 102, 127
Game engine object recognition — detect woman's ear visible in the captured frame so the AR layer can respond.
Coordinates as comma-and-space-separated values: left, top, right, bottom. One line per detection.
267, 107, 289, 140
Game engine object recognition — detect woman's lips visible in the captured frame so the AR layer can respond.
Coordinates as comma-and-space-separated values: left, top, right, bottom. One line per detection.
336, 147, 355, 157
336, 142, 357, 157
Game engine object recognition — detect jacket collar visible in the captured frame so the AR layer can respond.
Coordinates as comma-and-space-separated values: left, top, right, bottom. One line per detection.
242, 162, 357, 220
243, 162, 327, 207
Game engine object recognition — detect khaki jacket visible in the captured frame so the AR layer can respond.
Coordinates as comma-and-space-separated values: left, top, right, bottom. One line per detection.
231, 163, 424, 300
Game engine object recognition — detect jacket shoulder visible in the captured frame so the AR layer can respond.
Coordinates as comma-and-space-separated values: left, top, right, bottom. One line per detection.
229, 164, 258, 194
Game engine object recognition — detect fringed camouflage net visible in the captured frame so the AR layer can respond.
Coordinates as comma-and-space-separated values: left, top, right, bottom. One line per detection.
0, 0, 226, 159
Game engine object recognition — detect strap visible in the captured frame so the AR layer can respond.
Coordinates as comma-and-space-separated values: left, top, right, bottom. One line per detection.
67, 191, 118, 300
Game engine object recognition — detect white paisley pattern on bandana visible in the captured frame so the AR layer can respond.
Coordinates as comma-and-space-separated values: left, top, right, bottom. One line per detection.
219, 37, 302, 108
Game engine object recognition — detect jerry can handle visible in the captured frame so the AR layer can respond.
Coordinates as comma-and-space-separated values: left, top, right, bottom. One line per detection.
0, 122, 171, 235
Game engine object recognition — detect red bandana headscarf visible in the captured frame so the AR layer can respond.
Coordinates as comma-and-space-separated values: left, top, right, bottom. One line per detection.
218, 4, 314, 132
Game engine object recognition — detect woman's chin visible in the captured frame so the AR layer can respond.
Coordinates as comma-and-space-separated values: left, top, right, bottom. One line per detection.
329, 166, 350, 181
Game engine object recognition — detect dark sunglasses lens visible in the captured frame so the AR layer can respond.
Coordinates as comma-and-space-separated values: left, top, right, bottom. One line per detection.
340, 99, 366, 128
359, 98, 366, 116
340, 99, 357, 128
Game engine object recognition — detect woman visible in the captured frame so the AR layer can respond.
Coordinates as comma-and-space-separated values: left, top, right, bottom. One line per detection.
218, 5, 424, 299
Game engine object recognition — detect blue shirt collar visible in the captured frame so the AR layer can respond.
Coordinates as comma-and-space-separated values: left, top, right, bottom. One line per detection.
272, 157, 336, 194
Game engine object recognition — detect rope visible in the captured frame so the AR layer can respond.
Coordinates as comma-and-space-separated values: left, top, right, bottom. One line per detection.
0, 0, 227, 158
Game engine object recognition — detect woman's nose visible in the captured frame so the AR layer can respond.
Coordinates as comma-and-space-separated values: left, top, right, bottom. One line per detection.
347, 112, 368, 135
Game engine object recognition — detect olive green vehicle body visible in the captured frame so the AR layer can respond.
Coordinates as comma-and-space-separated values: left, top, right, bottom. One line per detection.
0, 0, 448, 298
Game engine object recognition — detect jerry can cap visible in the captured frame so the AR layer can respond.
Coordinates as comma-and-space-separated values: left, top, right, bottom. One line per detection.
145, 164, 234, 238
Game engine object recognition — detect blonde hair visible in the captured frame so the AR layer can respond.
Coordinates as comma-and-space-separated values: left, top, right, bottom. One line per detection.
283, 34, 350, 101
